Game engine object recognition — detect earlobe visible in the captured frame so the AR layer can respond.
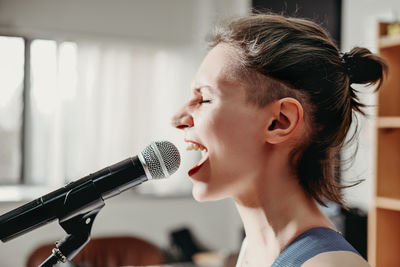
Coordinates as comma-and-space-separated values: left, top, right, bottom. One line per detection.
265, 98, 304, 144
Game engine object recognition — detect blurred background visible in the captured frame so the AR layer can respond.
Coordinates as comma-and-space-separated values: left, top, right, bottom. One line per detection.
0, 0, 399, 266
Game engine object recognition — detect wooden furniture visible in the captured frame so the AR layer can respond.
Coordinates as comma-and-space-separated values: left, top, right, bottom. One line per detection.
368, 22, 400, 267
26, 236, 165, 267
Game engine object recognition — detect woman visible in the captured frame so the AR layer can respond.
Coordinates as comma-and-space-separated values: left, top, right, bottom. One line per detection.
171, 14, 387, 266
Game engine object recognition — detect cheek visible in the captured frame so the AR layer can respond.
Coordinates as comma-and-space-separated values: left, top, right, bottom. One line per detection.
203, 108, 239, 137
195, 108, 224, 139
197, 105, 266, 160
214, 109, 264, 147
218, 114, 267, 174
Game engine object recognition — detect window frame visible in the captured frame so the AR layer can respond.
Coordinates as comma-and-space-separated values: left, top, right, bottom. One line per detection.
0, 34, 30, 185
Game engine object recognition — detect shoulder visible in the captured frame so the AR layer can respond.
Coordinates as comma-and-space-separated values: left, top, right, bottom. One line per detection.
302, 251, 370, 267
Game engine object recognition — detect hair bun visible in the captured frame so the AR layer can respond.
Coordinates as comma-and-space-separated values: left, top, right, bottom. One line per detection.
341, 47, 387, 86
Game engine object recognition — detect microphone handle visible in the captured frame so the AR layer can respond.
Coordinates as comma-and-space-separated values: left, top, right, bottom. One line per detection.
0, 156, 147, 242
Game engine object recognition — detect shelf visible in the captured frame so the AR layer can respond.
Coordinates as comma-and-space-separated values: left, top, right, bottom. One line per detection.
375, 208, 400, 266
377, 117, 400, 128
377, 37, 400, 116
377, 128, 400, 200
377, 80, 400, 117
376, 197, 400, 211
379, 35, 400, 49
371, 22, 400, 267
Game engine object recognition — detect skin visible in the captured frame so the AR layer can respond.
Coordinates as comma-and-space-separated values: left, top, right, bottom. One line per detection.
171, 43, 369, 267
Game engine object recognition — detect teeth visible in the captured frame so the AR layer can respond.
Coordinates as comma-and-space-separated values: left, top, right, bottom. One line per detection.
186, 143, 207, 152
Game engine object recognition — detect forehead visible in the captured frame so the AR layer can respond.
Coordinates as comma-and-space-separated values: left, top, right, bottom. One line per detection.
192, 43, 244, 94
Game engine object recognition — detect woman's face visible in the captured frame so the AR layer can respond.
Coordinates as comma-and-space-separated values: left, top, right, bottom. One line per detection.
171, 44, 273, 201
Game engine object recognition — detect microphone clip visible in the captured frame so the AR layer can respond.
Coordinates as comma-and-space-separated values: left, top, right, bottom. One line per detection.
39, 203, 104, 267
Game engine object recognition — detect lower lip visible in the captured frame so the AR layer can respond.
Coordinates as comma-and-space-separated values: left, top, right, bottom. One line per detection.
187, 148, 209, 177
189, 154, 209, 176
188, 163, 202, 176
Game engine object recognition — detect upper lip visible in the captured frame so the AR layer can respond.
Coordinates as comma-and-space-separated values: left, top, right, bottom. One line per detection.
185, 139, 202, 146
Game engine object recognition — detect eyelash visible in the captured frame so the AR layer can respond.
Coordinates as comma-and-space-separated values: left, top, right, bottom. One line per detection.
199, 99, 211, 104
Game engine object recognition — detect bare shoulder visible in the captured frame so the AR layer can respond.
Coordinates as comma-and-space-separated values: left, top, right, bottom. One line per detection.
302, 251, 370, 267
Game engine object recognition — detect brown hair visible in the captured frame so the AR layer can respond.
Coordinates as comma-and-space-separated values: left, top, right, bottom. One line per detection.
208, 13, 388, 207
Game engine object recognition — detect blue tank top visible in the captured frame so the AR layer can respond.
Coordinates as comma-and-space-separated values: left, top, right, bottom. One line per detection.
271, 227, 360, 266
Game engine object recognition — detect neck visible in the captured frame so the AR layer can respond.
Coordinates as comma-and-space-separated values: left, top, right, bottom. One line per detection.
233, 157, 333, 266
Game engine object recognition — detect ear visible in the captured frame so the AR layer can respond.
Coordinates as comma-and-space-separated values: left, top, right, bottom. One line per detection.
265, 98, 304, 144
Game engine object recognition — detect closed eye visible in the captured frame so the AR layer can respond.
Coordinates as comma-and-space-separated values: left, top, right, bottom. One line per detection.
199, 99, 211, 104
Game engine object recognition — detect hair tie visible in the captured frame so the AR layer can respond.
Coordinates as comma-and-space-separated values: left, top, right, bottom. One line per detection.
341, 52, 355, 82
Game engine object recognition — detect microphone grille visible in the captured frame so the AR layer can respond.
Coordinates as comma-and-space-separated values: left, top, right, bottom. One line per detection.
140, 141, 181, 179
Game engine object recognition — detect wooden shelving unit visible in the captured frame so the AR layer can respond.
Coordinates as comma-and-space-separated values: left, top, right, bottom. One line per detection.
368, 22, 400, 267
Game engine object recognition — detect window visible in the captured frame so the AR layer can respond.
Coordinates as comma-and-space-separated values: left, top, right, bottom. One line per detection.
0, 34, 194, 196
0, 36, 78, 186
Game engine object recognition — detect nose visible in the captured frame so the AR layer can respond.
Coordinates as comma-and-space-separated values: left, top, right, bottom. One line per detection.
171, 104, 194, 130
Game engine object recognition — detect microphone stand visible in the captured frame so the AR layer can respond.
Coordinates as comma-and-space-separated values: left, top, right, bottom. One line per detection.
39, 200, 105, 267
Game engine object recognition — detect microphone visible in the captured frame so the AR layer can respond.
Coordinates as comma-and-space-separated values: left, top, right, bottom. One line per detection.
0, 141, 180, 242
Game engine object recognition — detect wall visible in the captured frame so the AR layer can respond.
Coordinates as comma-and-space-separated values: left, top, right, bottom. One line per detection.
0, 0, 250, 266
0, 0, 195, 43
341, 0, 400, 211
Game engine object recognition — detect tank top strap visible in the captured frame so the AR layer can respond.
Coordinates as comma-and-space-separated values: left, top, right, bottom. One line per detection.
271, 227, 360, 267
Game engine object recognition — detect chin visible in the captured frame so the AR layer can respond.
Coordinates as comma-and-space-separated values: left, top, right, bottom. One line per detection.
191, 180, 227, 202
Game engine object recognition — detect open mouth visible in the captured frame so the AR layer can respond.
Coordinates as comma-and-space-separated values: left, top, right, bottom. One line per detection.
186, 141, 209, 176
